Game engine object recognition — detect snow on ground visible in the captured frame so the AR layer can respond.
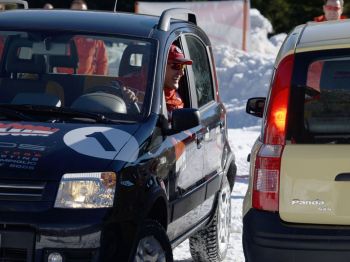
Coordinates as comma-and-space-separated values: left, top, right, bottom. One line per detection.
173, 9, 287, 261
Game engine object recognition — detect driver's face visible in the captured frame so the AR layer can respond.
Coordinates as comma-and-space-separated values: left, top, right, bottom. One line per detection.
164, 63, 185, 90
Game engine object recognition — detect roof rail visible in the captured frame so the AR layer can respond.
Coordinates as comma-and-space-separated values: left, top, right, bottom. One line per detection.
0, 0, 28, 9
157, 8, 197, 32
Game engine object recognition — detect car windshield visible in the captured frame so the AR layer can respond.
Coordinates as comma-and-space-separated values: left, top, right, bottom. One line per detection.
0, 31, 155, 123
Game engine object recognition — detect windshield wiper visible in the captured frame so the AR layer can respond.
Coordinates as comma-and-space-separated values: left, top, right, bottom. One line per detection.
0, 107, 37, 121
0, 104, 113, 123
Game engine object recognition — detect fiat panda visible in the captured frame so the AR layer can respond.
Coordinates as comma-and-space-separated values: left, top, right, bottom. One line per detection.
244, 19, 350, 261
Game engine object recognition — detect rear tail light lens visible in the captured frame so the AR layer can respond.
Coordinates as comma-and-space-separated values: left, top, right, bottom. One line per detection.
252, 144, 283, 211
264, 54, 294, 145
252, 54, 294, 211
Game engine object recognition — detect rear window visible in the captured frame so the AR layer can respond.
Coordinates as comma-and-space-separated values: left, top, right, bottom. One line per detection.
288, 50, 350, 144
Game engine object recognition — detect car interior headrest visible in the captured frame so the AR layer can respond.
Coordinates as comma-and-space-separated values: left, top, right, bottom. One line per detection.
48, 41, 79, 71
119, 44, 150, 77
5, 38, 46, 74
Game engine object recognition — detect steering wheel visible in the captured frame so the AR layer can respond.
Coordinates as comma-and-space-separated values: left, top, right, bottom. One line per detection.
86, 80, 140, 114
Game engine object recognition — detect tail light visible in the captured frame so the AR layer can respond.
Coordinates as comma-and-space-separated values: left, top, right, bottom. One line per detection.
252, 54, 294, 211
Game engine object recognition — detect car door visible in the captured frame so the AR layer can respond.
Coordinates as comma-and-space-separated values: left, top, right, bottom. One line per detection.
167, 34, 224, 242
165, 38, 207, 241
183, 34, 225, 178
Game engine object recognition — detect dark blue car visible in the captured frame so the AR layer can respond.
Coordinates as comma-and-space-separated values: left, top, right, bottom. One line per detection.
0, 1, 236, 261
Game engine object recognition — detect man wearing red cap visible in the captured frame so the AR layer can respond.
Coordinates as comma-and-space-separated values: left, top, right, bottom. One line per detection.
164, 44, 192, 113
120, 44, 192, 115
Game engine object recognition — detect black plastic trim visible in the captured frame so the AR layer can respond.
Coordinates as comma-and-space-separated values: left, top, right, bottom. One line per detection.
243, 209, 350, 262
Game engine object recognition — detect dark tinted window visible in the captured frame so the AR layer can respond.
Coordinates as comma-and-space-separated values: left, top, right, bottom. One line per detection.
185, 36, 214, 107
290, 51, 350, 144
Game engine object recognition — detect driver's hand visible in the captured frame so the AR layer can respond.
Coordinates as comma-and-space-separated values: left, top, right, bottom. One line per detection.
122, 86, 138, 104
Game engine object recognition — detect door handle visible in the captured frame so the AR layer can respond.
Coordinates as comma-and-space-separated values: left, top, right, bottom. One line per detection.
335, 173, 350, 181
219, 121, 225, 132
196, 132, 204, 149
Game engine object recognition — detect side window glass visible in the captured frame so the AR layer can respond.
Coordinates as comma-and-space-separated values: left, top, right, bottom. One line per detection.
185, 36, 214, 107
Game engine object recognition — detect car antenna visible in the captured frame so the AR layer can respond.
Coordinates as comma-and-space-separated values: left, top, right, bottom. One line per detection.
113, 0, 117, 12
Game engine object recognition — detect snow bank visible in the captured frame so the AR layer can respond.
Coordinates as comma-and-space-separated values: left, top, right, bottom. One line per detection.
214, 9, 287, 128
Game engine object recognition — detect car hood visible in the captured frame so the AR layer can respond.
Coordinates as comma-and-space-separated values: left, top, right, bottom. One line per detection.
0, 121, 140, 181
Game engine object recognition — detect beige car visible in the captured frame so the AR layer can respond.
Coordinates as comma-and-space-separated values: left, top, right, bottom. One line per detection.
243, 19, 350, 262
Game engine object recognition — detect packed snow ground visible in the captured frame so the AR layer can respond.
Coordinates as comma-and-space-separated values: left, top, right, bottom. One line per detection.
173, 9, 287, 261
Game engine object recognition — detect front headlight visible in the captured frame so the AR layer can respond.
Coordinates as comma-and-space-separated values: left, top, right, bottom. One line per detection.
54, 172, 116, 208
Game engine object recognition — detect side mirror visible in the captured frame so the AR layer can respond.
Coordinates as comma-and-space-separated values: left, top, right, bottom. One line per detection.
246, 97, 265, 118
172, 108, 200, 132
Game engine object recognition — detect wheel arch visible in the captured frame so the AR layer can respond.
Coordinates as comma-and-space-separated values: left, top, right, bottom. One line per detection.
147, 196, 168, 230
143, 183, 169, 231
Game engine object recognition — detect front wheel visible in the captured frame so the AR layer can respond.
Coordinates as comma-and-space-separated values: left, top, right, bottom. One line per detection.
189, 175, 232, 262
132, 220, 173, 262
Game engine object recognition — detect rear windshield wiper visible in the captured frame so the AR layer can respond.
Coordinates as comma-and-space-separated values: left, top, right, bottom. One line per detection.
0, 104, 113, 123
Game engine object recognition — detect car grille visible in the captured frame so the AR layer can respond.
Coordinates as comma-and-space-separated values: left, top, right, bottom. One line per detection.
0, 181, 45, 201
0, 248, 27, 262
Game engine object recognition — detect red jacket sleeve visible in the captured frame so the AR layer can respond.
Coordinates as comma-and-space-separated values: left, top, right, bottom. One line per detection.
95, 40, 108, 75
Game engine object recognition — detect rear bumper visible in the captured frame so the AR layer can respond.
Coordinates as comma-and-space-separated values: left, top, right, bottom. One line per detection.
243, 209, 350, 262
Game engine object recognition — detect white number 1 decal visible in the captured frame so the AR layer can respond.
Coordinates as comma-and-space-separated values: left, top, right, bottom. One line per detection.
63, 127, 139, 161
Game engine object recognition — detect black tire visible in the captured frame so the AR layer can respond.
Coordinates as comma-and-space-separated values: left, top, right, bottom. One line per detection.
189, 176, 232, 262
131, 219, 173, 262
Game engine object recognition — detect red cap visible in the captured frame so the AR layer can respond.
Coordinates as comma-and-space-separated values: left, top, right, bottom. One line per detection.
168, 44, 193, 65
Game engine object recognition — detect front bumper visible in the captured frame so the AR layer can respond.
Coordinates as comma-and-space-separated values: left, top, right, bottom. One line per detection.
243, 209, 350, 262
0, 209, 110, 262
0, 227, 100, 262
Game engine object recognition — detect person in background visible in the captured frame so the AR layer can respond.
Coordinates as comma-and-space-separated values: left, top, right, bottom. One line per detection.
57, 0, 108, 75
43, 3, 54, 9
70, 0, 88, 10
0, 4, 5, 11
314, 0, 346, 22
309, 0, 346, 90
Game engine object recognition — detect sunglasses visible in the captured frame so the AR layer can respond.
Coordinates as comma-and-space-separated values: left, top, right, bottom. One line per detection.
324, 5, 341, 11
170, 63, 186, 70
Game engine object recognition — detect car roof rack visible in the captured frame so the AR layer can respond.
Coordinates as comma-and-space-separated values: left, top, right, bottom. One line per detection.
0, 0, 28, 9
157, 8, 197, 32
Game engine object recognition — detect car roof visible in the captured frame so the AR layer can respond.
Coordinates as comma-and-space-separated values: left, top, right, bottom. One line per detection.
297, 19, 350, 53
0, 9, 160, 37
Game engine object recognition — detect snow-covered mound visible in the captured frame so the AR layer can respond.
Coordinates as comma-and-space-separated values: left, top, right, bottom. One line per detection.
214, 9, 287, 128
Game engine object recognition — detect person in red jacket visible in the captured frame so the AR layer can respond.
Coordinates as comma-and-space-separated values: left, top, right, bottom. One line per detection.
314, 0, 346, 22
164, 44, 192, 113
58, 0, 108, 75
309, 0, 346, 90
118, 44, 192, 116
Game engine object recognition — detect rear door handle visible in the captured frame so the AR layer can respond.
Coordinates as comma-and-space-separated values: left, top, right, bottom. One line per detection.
335, 173, 350, 181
